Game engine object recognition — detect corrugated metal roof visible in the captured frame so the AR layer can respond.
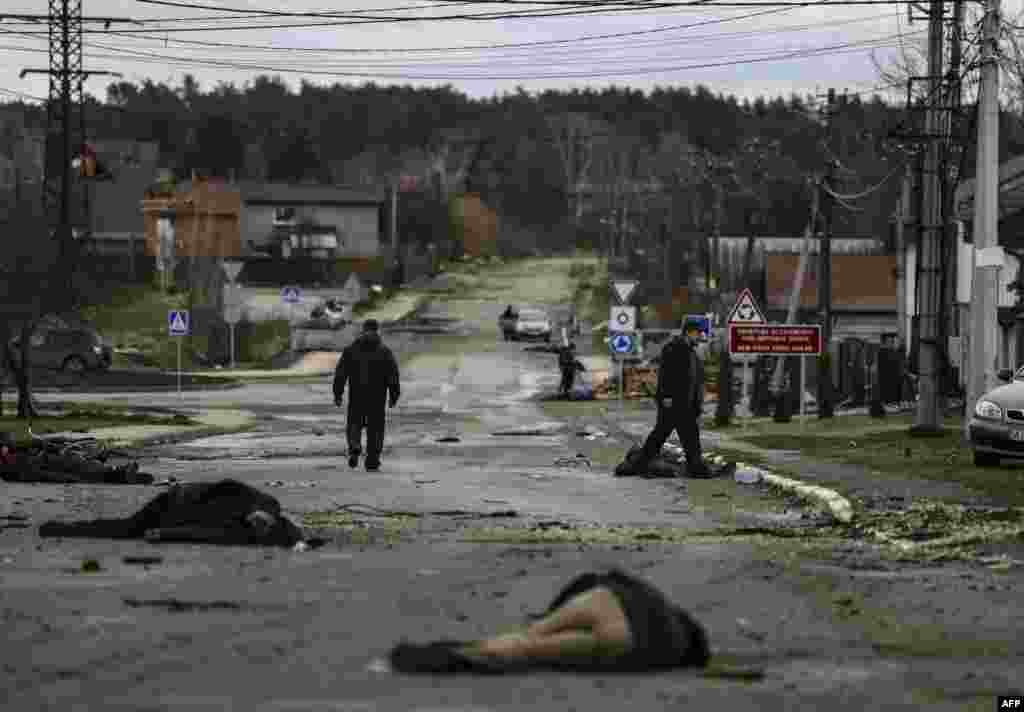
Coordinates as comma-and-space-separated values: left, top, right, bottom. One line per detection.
765, 254, 897, 311
237, 181, 385, 205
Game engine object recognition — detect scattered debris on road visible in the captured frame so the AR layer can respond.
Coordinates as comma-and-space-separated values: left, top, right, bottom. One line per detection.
123, 597, 246, 613
327, 503, 518, 520
122, 556, 163, 566
553, 454, 592, 468
0, 431, 153, 485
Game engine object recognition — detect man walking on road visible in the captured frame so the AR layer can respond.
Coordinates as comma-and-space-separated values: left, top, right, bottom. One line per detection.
557, 341, 584, 399
333, 319, 401, 471
636, 318, 710, 477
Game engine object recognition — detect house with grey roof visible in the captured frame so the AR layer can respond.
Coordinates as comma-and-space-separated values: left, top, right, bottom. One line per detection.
237, 181, 385, 259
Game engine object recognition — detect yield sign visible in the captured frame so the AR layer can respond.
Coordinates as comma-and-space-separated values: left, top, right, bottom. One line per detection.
727, 288, 767, 325
221, 260, 243, 283
611, 280, 638, 304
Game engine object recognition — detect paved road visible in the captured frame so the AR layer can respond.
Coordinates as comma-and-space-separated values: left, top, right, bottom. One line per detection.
2, 258, 1021, 711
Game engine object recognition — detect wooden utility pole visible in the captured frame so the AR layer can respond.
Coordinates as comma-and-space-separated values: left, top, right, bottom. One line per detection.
965, 0, 1002, 434
911, 0, 947, 434
818, 89, 837, 419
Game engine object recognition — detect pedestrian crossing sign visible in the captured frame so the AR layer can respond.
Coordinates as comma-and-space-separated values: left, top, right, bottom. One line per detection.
168, 309, 190, 336
281, 286, 302, 304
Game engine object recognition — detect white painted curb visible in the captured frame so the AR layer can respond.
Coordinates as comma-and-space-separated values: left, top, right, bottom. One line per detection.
757, 471, 854, 524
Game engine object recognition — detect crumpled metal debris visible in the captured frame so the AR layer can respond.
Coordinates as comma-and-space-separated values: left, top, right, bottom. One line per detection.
0, 432, 153, 485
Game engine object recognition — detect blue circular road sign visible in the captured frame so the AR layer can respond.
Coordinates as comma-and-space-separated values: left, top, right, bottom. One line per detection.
611, 333, 634, 353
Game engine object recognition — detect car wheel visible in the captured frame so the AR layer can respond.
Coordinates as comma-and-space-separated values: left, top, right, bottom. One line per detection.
62, 355, 87, 374
973, 451, 999, 467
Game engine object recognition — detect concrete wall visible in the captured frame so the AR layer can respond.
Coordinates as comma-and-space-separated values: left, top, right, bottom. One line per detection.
242, 204, 380, 257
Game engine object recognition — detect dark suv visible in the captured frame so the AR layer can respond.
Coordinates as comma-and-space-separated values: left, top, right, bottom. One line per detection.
8, 327, 112, 373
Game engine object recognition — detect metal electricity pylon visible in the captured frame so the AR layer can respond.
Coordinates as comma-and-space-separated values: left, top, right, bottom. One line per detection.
16, 1, 133, 285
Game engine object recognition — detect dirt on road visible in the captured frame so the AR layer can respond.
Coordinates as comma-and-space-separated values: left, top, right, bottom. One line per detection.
2, 256, 1022, 712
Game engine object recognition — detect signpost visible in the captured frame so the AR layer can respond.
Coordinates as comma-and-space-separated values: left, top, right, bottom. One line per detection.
727, 289, 767, 418
223, 288, 242, 368
609, 280, 639, 402
281, 286, 302, 324
168, 309, 190, 400
221, 260, 244, 369
729, 324, 822, 426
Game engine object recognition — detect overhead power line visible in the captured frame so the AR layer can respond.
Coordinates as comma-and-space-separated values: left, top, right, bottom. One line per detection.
65, 31, 922, 79
50, 8, 893, 55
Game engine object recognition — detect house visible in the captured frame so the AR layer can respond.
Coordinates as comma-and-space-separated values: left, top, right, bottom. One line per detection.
949, 154, 1024, 375
237, 182, 385, 259
141, 177, 242, 258
763, 253, 899, 342
451, 193, 497, 258
83, 140, 162, 257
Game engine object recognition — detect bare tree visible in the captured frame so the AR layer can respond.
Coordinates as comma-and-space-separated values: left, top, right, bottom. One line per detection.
546, 113, 609, 225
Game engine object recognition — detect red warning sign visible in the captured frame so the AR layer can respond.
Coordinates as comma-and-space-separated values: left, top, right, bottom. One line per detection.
729, 324, 821, 355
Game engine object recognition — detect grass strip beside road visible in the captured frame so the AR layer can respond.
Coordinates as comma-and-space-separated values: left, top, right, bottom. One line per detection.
0, 403, 201, 445
735, 421, 1024, 507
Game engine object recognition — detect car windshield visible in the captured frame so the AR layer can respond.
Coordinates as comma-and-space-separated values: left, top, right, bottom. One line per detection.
519, 311, 546, 320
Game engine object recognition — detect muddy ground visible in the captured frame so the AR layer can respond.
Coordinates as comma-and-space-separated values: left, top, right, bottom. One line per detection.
1, 257, 1021, 711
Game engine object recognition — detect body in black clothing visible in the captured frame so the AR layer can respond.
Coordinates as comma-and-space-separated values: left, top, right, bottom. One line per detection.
333, 320, 401, 469
638, 328, 708, 475
388, 568, 710, 674
38, 479, 305, 547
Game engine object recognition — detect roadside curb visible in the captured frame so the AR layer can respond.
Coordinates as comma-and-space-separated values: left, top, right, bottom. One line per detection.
754, 471, 854, 524
86, 411, 259, 449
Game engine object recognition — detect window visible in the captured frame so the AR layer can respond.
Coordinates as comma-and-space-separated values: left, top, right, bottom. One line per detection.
273, 207, 297, 225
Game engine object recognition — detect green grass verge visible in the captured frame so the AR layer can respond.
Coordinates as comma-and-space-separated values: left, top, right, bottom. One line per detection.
736, 423, 1024, 507
0, 403, 199, 444
80, 283, 289, 370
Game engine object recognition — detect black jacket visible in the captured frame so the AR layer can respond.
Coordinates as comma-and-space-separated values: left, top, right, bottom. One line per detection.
655, 336, 703, 411
333, 331, 401, 405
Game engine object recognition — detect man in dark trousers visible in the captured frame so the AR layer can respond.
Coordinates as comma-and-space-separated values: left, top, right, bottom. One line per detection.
333, 319, 401, 471
636, 318, 710, 477
558, 341, 584, 399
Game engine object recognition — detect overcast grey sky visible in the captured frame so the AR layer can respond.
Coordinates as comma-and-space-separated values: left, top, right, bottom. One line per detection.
1, 0, 1019, 105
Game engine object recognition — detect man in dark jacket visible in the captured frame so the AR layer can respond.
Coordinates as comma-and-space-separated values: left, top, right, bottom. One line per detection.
636, 318, 710, 477
333, 319, 401, 471
557, 342, 584, 399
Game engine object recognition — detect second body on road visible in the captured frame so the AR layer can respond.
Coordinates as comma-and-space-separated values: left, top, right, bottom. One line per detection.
333, 319, 401, 471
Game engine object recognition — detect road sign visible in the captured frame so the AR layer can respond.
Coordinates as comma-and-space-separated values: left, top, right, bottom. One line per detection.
167, 310, 190, 337
338, 273, 364, 303
610, 333, 634, 354
281, 286, 302, 304
222, 260, 244, 283
727, 288, 767, 325
611, 280, 638, 304
224, 304, 243, 325
609, 305, 636, 333
729, 324, 821, 356
683, 314, 711, 339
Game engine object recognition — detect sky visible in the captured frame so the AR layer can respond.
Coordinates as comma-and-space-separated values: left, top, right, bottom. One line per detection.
0, 0, 1021, 106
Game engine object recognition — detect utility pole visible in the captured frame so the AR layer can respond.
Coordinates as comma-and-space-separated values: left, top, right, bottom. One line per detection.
18, 1, 129, 290
944, 0, 966, 402
818, 89, 837, 419
965, 0, 1002, 432
911, 0, 947, 434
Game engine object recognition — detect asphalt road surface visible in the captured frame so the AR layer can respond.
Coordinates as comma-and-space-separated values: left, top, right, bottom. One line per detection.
2, 258, 1021, 712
